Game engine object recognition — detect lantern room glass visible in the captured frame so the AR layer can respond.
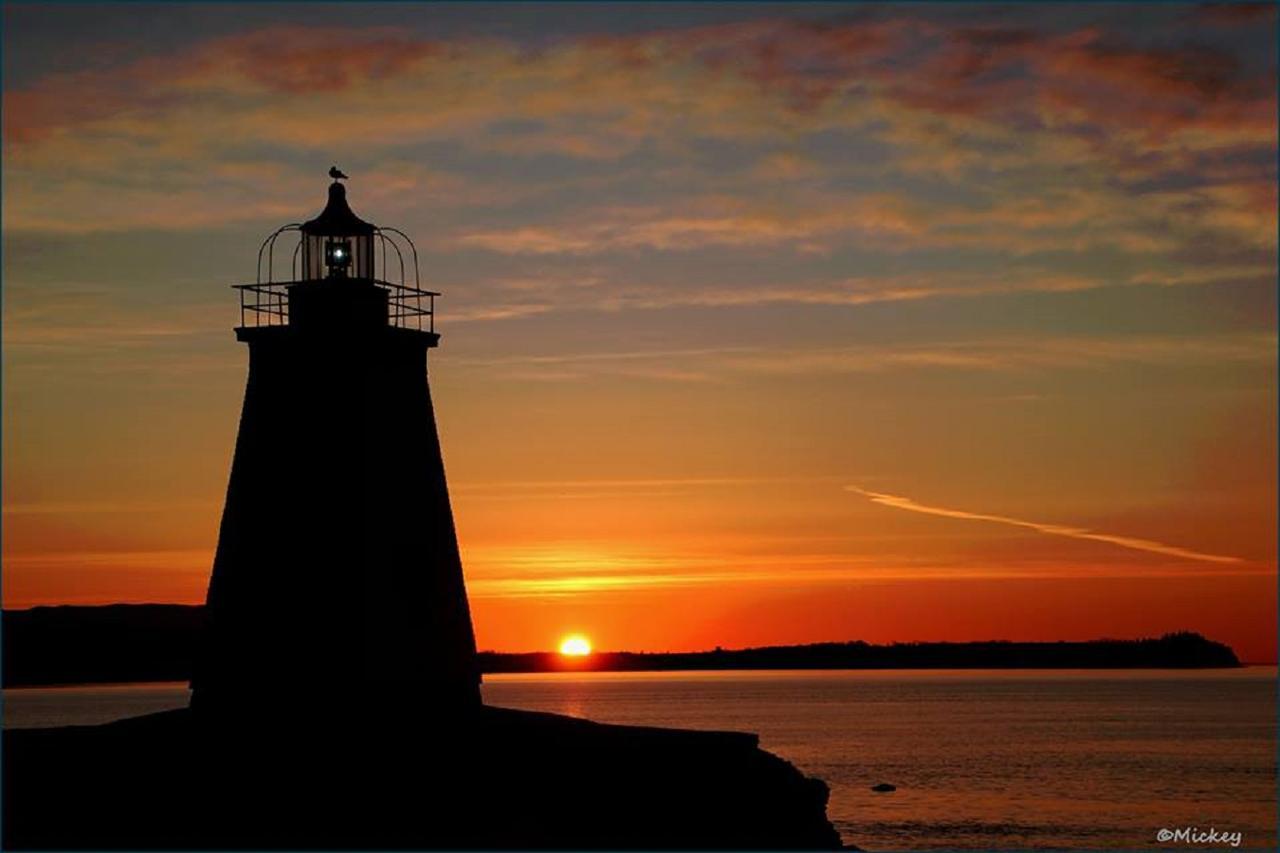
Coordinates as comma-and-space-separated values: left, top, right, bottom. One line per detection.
301, 231, 373, 280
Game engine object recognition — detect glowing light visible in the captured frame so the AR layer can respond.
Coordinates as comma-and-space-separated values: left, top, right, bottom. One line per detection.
558, 634, 592, 656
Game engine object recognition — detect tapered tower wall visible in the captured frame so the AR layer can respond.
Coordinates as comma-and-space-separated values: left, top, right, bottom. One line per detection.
192, 281, 480, 714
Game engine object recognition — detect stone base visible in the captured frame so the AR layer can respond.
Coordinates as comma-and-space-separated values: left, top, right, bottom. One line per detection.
3, 704, 842, 850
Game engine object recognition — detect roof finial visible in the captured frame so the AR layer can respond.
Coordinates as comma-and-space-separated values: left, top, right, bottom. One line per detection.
329, 165, 349, 181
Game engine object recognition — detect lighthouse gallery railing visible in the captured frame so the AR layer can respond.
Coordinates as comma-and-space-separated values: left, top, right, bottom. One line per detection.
233, 280, 438, 332
236, 224, 437, 332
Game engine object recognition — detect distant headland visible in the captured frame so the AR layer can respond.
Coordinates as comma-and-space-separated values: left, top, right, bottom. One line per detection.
482, 631, 1241, 672
2, 604, 1240, 688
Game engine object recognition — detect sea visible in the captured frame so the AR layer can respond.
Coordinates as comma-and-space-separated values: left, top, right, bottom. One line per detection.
4, 668, 1275, 851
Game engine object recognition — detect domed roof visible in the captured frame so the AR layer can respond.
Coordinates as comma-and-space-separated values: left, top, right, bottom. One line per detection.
302, 181, 376, 237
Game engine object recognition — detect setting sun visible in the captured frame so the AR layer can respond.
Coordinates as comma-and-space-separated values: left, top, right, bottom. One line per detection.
559, 634, 593, 656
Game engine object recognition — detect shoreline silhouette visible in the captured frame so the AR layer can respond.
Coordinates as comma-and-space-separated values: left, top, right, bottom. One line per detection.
2, 603, 1241, 688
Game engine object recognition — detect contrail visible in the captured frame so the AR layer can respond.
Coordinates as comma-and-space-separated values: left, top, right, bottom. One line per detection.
846, 486, 1243, 565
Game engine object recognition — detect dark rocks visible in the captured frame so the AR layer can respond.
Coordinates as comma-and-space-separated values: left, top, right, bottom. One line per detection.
870, 782, 897, 792
3, 705, 842, 850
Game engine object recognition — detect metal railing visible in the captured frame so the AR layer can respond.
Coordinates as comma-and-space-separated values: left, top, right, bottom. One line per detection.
233, 280, 438, 332
243, 221, 435, 332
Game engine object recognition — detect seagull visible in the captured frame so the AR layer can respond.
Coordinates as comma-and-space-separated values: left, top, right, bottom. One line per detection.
329, 165, 349, 180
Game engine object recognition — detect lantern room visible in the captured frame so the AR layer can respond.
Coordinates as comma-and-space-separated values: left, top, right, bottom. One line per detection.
300, 182, 375, 280
235, 174, 438, 335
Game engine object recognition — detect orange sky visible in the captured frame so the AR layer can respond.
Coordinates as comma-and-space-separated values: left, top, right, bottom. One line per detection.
3, 4, 1276, 661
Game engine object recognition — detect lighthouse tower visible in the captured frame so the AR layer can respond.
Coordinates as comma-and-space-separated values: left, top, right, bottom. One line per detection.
192, 176, 480, 716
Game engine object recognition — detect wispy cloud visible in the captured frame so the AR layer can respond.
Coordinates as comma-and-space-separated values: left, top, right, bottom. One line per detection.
846, 487, 1245, 565
456, 333, 1277, 382
4, 13, 1273, 261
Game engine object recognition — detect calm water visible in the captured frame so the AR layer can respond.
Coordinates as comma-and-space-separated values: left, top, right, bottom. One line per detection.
5, 669, 1275, 850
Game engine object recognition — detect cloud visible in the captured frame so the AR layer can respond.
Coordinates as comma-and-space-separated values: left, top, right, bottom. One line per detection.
456, 332, 1277, 383
1193, 3, 1278, 26
2, 499, 219, 516
454, 191, 929, 255
3, 13, 1273, 262
426, 261, 1273, 328
847, 486, 1244, 565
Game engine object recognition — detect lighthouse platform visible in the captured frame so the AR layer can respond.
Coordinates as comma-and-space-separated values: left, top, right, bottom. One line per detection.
3, 704, 842, 850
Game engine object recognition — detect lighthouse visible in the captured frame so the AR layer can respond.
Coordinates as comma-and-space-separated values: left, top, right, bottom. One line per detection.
6, 174, 843, 853
192, 175, 481, 716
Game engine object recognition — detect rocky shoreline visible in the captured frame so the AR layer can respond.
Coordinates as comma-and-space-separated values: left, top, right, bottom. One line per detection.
4, 704, 843, 850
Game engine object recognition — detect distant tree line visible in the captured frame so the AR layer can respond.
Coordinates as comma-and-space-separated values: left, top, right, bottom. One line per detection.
480, 631, 1240, 674
1, 604, 1240, 688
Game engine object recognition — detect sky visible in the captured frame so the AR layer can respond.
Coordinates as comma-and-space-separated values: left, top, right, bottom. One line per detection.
3, 3, 1276, 661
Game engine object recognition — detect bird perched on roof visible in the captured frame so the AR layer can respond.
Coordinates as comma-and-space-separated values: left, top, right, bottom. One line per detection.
329, 165, 349, 181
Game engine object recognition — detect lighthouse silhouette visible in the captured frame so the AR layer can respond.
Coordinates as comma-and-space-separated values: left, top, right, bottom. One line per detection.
191, 174, 480, 716
3, 174, 843, 853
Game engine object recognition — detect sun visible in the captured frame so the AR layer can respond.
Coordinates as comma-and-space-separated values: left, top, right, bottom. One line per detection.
559, 634, 593, 656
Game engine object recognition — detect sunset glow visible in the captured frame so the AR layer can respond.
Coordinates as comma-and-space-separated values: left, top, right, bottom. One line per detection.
2, 4, 1275, 663
559, 635, 593, 657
